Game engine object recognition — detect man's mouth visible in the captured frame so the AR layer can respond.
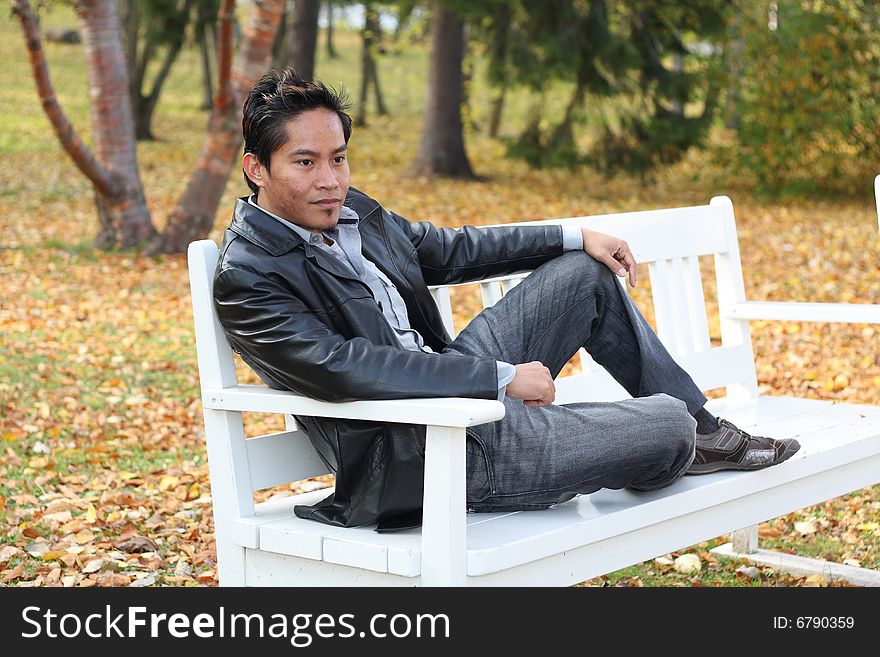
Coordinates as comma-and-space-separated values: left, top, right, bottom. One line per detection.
313, 198, 340, 209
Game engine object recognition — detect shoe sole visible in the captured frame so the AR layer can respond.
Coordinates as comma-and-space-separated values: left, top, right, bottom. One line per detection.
687, 442, 801, 475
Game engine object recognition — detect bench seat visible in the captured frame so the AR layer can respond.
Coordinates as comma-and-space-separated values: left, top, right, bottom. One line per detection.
230, 396, 880, 586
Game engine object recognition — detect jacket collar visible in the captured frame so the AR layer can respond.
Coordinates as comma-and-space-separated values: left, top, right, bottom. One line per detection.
229, 186, 382, 257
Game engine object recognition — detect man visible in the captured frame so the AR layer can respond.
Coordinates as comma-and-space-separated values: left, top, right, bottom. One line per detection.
213, 69, 800, 532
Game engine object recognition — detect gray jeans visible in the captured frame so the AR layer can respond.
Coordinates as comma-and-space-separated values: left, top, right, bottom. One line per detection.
443, 250, 707, 511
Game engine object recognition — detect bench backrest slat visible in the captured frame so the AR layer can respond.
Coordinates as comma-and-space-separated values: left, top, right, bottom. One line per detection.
246, 431, 331, 491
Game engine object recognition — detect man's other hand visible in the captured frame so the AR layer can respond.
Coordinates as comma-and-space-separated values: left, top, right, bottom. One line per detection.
506, 361, 556, 407
580, 227, 637, 287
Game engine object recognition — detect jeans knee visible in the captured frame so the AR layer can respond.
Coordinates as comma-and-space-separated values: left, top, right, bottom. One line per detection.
654, 394, 697, 453
555, 250, 609, 290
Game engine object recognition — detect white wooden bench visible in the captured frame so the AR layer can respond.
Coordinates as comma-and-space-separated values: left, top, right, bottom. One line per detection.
187, 194, 880, 586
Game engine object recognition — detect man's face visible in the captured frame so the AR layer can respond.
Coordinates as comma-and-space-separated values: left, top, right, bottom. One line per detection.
245, 108, 350, 233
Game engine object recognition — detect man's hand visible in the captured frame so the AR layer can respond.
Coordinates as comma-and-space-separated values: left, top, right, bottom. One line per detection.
506, 361, 555, 407
580, 227, 637, 287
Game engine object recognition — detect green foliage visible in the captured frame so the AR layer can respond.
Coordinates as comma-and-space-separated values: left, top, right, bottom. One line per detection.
734, 0, 880, 196
472, 0, 727, 175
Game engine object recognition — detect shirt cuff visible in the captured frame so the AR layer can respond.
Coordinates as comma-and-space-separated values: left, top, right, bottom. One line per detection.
496, 361, 517, 401
561, 226, 584, 251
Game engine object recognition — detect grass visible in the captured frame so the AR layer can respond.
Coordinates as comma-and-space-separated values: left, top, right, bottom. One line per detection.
0, 4, 878, 587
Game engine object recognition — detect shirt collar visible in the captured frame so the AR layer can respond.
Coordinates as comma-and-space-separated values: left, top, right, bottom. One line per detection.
247, 195, 359, 246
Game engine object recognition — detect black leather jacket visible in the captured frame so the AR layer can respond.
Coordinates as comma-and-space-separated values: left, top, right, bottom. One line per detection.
213, 188, 564, 531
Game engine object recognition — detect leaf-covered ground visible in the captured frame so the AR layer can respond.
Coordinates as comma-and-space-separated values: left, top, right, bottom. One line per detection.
1, 7, 878, 587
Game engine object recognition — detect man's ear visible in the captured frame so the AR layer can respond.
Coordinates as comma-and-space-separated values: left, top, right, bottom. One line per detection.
243, 152, 265, 188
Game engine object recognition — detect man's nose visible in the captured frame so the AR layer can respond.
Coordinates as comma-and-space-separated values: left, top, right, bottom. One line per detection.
315, 162, 339, 189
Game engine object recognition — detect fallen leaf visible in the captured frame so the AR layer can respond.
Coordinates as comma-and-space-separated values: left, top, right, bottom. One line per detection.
84, 504, 98, 524
158, 476, 179, 492
1, 563, 25, 583
0, 545, 23, 563
96, 573, 130, 587
74, 529, 96, 545
130, 574, 156, 588
42, 510, 72, 524
196, 571, 215, 584
736, 565, 761, 579
115, 536, 159, 554
794, 520, 817, 535
25, 541, 49, 557
81, 558, 105, 574
758, 525, 781, 538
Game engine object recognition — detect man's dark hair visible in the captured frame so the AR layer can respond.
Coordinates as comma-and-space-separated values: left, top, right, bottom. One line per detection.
242, 68, 353, 195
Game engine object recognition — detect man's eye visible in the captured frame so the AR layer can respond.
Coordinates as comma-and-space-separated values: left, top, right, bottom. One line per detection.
298, 160, 313, 166
334, 156, 346, 163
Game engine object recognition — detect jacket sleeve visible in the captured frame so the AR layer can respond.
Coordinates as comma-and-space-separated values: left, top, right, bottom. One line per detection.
213, 264, 499, 403
386, 208, 565, 286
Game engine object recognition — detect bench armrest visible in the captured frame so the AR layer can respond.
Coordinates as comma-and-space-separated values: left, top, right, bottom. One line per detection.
202, 384, 505, 428
725, 301, 880, 324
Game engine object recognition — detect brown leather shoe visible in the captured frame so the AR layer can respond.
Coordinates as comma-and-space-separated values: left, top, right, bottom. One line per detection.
687, 418, 801, 474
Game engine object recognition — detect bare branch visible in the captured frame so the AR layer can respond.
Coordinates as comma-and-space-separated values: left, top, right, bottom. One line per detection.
11, 0, 122, 197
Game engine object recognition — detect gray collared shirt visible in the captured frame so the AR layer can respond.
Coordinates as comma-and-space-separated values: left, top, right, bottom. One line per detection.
247, 195, 583, 398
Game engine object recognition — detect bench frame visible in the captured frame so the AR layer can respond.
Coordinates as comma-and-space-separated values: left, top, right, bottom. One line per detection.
188, 193, 880, 586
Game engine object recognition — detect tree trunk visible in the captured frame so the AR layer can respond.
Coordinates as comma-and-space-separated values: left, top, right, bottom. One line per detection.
119, 0, 139, 102
270, 1, 286, 69
129, 0, 194, 140
135, 20, 190, 139
199, 21, 215, 110
154, 0, 285, 254
486, 1, 510, 139
283, 0, 320, 80
356, 4, 381, 126
488, 86, 505, 138
14, 0, 156, 249
325, 1, 337, 58
410, 4, 474, 178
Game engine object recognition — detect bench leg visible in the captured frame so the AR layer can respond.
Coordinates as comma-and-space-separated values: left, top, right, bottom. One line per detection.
421, 425, 468, 586
202, 408, 254, 587
216, 539, 247, 587
730, 525, 758, 554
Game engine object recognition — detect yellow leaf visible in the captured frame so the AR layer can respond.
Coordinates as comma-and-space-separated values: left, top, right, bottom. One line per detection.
42, 550, 66, 561
804, 574, 828, 587
3, 431, 22, 442
105, 510, 125, 524
856, 522, 879, 532
61, 519, 84, 534
37, 402, 50, 419
158, 475, 179, 492
187, 483, 200, 501
84, 504, 97, 524
74, 530, 95, 545
117, 471, 138, 481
